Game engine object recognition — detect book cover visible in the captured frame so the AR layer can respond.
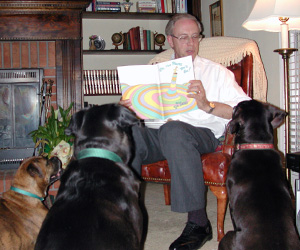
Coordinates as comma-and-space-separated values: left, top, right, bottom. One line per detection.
96, 1, 120, 5
143, 29, 148, 50
156, 0, 162, 13
138, 7, 156, 12
96, 7, 121, 11
146, 30, 151, 50
117, 56, 197, 120
135, 26, 141, 50
128, 27, 135, 50
140, 27, 144, 50
150, 31, 155, 50
161, 0, 165, 13
166, 0, 172, 13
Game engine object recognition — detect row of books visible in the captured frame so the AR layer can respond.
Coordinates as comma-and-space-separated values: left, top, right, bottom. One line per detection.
137, 0, 156, 13
91, 1, 121, 12
83, 70, 121, 95
156, 0, 188, 14
142, 0, 187, 14
86, 0, 188, 13
123, 26, 157, 51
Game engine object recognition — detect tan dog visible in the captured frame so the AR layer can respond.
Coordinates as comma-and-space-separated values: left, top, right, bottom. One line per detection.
0, 156, 62, 250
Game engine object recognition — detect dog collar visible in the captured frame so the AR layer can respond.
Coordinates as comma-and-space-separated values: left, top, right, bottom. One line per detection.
10, 186, 44, 201
235, 143, 274, 151
77, 148, 123, 163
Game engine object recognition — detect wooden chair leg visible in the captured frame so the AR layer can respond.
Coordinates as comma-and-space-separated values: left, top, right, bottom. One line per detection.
209, 185, 228, 242
163, 184, 171, 205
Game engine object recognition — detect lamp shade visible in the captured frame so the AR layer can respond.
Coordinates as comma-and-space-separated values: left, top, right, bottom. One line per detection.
242, 0, 300, 32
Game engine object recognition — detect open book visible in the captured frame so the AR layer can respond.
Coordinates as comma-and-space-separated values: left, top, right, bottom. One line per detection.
117, 56, 197, 120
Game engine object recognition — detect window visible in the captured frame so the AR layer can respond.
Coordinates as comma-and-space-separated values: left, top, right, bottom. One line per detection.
289, 31, 300, 153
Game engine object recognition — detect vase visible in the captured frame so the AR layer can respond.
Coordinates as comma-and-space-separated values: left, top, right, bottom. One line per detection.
89, 39, 97, 50
122, 2, 133, 12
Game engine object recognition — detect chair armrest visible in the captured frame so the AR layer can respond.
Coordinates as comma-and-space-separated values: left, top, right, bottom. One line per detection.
202, 152, 231, 186
221, 125, 235, 156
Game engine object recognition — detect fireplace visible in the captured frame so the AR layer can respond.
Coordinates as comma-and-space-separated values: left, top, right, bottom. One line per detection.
0, 0, 90, 171
0, 69, 44, 169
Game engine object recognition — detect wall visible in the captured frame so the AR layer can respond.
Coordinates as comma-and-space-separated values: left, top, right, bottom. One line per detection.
201, 0, 300, 190
201, 0, 284, 148
201, 0, 280, 108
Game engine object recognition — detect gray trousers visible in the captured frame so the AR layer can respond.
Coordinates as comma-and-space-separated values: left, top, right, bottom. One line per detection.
131, 121, 219, 213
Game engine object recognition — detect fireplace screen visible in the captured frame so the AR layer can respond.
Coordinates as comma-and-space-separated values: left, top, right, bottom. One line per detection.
0, 69, 44, 169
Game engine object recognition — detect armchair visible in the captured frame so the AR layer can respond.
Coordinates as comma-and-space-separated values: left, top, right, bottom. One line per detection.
141, 36, 267, 241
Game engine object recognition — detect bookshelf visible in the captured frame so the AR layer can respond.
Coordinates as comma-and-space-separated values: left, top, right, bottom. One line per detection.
83, 49, 163, 55
82, 12, 173, 20
82, 1, 201, 103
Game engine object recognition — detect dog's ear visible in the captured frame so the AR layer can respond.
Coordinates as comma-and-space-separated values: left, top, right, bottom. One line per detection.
116, 105, 140, 128
65, 110, 85, 136
229, 119, 242, 134
229, 106, 243, 134
27, 162, 44, 178
266, 104, 287, 129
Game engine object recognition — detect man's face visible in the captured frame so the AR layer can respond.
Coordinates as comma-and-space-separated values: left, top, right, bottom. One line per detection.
167, 19, 200, 61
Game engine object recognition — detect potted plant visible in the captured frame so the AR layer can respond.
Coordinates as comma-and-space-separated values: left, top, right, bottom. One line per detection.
29, 103, 74, 168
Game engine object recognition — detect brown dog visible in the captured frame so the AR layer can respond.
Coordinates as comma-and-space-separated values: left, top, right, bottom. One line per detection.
0, 156, 62, 250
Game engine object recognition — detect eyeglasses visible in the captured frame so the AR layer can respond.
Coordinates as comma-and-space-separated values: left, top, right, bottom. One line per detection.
171, 34, 203, 44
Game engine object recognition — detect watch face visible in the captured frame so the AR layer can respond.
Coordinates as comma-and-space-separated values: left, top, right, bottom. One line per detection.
210, 102, 215, 108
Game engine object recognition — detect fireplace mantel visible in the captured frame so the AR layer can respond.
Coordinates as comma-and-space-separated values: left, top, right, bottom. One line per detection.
0, 0, 91, 112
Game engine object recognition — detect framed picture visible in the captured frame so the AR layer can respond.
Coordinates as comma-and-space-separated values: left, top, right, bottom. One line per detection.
209, 0, 223, 37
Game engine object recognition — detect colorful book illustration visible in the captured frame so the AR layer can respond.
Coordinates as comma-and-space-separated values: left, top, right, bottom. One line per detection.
117, 56, 197, 120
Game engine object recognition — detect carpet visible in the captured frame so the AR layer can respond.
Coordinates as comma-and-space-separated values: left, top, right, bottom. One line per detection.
142, 182, 233, 250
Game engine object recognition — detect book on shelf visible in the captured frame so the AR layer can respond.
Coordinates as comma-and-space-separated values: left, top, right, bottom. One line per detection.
123, 27, 158, 51
143, 29, 147, 50
155, 0, 187, 13
150, 30, 155, 50
96, 7, 121, 12
93, 1, 121, 12
146, 29, 151, 50
137, 0, 156, 7
140, 27, 144, 50
117, 56, 197, 120
96, 1, 120, 5
137, 7, 156, 13
83, 69, 121, 96
137, 0, 156, 12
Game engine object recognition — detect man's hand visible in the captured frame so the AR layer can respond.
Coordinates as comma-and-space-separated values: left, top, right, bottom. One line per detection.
119, 99, 132, 109
187, 80, 233, 119
187, 80, 211, 112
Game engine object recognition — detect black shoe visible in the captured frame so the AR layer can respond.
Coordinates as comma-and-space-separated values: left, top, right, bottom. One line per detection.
169, 221, 212, 250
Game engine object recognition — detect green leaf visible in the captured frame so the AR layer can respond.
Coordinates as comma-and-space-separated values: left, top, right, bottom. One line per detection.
28, 102, 75, 157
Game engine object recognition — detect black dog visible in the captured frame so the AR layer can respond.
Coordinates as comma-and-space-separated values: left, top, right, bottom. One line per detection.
219, 100, 300, 250
35, 104, 143, 250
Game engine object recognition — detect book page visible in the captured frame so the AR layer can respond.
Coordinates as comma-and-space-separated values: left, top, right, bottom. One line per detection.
155, 56, 197, 119
118, 64, 164, 119
118, 56, 197, 120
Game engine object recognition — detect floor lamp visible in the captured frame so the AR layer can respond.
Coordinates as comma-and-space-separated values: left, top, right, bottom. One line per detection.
242, 0, 300, 180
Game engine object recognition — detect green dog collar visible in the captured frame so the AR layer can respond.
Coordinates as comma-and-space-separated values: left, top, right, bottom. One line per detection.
10, 186, 44, 201
77, 148, 123, 163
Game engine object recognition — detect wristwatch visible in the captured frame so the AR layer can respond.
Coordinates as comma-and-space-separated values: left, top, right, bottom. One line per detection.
207, 102, 215, 114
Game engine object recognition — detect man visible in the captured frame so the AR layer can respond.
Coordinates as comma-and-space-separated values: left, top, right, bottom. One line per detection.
121, 14, 250, 250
